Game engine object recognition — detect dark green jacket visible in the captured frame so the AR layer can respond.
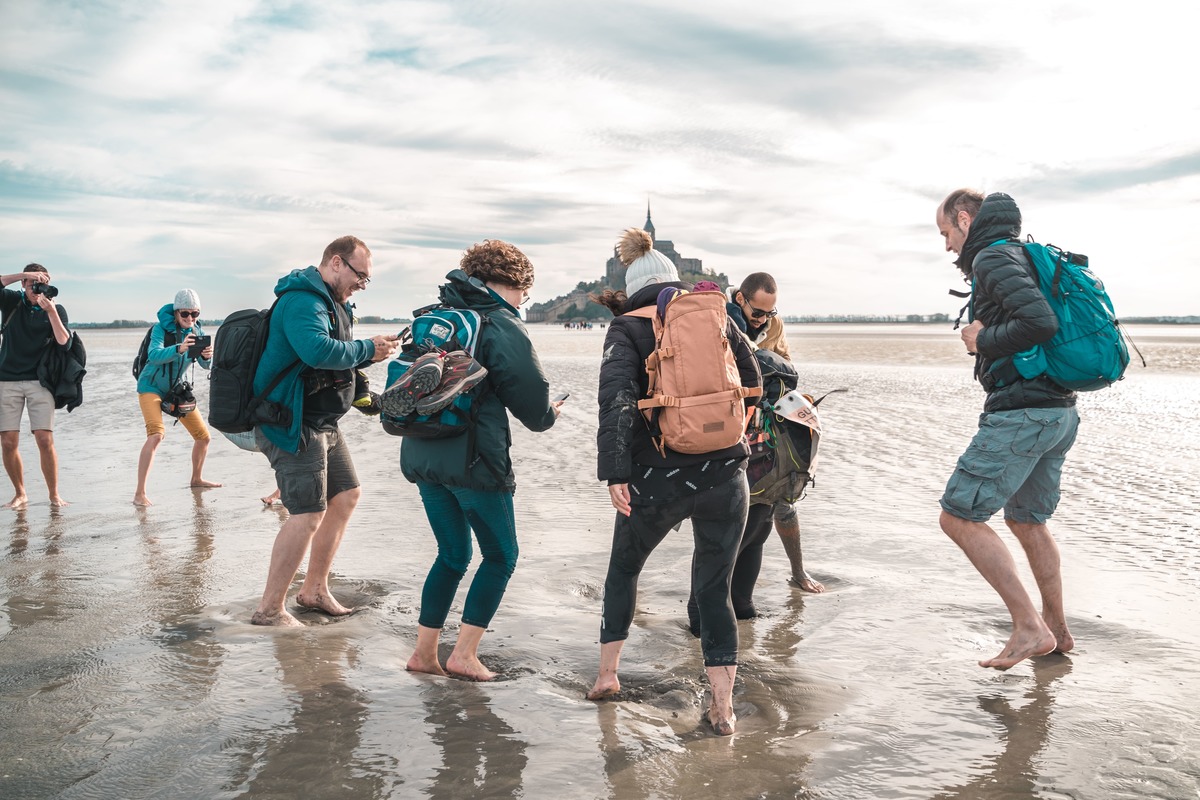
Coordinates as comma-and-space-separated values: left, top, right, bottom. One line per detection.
400, 270, 556, 492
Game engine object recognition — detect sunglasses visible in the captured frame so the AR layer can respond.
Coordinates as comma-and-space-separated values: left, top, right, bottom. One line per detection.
177, 310, 201, 319
340, 255, 371, 286
743, 300, 777, 319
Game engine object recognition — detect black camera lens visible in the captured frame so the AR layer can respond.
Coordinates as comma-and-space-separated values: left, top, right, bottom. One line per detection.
32, 284, 59, 299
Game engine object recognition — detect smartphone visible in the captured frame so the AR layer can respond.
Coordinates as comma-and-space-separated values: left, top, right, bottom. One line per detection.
187, 335, 212, 358
552, 391, 570, 403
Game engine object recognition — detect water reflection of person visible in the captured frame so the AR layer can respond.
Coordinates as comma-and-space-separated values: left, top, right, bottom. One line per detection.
931, 657, 1073, 799
422, 683, 529, 799
3, 509, 68, 629
244, 630, 382, 798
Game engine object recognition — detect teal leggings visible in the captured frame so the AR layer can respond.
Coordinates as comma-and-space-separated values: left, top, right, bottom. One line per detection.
416, 482, 518, 629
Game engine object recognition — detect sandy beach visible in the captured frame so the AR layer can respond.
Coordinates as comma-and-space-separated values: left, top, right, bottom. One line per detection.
1, 323, 1198, 799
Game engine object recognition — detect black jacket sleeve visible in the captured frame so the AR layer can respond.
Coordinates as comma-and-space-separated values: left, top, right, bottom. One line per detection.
973, 245, 1059, 360
596, 319, 644, 484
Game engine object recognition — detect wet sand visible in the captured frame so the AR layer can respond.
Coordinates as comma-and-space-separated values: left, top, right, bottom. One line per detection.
2, 324, 1198, 799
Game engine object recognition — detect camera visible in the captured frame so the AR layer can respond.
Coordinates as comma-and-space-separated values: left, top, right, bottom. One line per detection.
31, 283, 59, 299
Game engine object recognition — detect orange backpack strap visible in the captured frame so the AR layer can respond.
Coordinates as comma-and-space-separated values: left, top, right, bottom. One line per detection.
623, 307, 655, 319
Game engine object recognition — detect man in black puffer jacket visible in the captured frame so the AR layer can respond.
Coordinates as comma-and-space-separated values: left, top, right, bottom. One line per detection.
936, 189, 1080, 671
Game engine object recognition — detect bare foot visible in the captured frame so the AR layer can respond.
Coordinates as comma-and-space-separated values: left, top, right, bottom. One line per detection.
250, 609, 304, 627
979, 627, 1058, 670
133, 493, 153, 506
446, 652, 497, 681
406, 651, 447, 676
706, 706, 737, 736
49, 496, 70, 508
789, 572, 826, 593
586, 676, 621, 701
295, 591, 356, 616
191, 479, 222, 488
5, 495, 29, 510
1044, 612, 1075, 654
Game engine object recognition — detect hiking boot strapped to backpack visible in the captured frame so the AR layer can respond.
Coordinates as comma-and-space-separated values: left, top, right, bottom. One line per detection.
380, 305, 490, 439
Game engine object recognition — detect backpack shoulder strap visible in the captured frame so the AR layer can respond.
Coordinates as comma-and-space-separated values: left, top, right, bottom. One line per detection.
623, 307, 655, 319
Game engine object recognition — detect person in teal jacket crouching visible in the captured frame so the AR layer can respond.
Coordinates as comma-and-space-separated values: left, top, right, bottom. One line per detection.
250, 235, 400, 627
402, 240, 562, 681
133, 289, 221, 506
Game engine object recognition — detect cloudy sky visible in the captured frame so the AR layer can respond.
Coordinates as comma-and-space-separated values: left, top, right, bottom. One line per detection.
3, 0, 1197, 322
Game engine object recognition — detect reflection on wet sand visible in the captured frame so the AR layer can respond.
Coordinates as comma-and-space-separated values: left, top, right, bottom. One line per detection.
236, 631, 382, 799
423, 682, 529, 799
931, 657, 1073, 799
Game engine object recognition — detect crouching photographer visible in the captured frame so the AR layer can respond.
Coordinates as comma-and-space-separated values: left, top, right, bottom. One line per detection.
133, 288, 222, 506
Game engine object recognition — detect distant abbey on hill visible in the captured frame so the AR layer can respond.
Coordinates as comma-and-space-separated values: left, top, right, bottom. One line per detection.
526, 206, 729, 323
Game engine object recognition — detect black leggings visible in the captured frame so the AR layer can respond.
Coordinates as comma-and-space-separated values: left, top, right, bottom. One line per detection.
598, 472, 749, 667
688, 502, 773, 630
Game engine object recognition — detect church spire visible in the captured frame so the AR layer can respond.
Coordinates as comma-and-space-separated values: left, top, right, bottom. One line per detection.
643, 199, 655, 241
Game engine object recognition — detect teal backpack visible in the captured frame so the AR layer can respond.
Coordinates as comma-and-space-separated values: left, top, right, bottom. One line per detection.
380, 305, 487, 438
980, 238, 1137, 392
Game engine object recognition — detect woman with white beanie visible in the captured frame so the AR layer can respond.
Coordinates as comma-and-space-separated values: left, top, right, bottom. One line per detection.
587, 228, 761, 735
133, 288, 221, 505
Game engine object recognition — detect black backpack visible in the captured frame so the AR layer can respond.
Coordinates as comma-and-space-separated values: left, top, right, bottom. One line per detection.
132, 326, 177, 380
207, 298, 298, 434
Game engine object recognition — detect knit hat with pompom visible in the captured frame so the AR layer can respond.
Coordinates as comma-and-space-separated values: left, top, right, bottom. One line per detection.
618, 228, 679, 296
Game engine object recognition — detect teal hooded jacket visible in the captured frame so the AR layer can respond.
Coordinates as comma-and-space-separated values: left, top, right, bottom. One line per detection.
400, 270, 556, 492
136, 303, 210, 397
253, 266, 374, 454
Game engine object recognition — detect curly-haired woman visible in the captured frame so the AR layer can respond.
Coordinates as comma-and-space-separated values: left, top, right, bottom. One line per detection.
402, 240, 562, 681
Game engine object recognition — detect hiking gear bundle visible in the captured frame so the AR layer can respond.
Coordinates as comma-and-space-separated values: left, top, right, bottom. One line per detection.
747, 388, 845, 506
380, 351, 445, 419
132, 327, 177, 380
207, 298, 298, 433
979, 238, 1137, 392
625, 288, 761, 456
380, 305, 489, 438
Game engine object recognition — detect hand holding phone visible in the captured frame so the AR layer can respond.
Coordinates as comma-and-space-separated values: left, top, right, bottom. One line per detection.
188, 335, 212, 359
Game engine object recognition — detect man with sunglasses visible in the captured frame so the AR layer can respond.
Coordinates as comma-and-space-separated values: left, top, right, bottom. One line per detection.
250, 236, 401, 626
0, 263, 72, 509
726, 273, 826, 595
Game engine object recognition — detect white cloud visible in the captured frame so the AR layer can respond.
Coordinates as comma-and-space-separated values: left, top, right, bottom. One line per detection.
1, 0, 1196, 321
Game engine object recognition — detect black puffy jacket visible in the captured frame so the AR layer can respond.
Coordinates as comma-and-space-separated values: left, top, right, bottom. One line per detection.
596, 282, 761, 483
958, 193, 1076, 413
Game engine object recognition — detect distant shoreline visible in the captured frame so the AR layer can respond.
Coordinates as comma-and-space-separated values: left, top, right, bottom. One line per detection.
69, 316, 1200, 328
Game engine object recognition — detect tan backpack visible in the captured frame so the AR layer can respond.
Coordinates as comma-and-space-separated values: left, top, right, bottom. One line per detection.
626, 290, 761, 455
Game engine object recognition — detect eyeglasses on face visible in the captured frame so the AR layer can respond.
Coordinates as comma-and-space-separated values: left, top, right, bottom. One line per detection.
339, 254, 371, 286
177, 310, 201, 319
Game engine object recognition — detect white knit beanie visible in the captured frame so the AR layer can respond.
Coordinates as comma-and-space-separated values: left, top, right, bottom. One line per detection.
173, 288, 201, 311
618, 228, 679, 296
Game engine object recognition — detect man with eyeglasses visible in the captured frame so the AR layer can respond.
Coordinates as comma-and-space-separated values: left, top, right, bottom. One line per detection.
0, 263, 72, 509
250, 235, 401, 626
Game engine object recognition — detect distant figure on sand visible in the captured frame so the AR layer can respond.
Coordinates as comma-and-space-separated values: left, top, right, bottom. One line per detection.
250, 236, 400, 626
0, 263, 73, 509
403, 240, 560, 681
935, 190, 1079, 669
586, 228, 761, 736
133, 289, 222, 506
